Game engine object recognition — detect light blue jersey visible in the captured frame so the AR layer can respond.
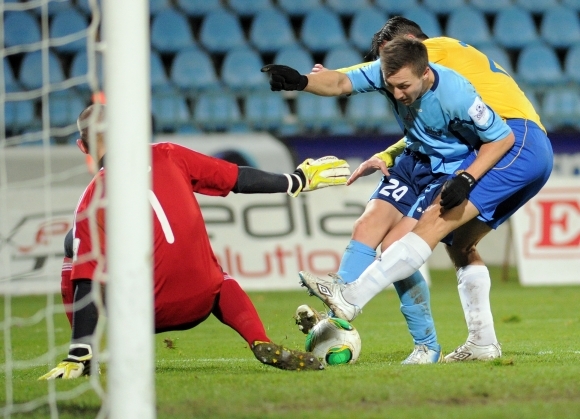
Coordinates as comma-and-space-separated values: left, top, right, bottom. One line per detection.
346, 61, 512, 174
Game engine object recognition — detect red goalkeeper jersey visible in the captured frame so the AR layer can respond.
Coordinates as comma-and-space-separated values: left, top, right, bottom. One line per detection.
71, 142, 239, 330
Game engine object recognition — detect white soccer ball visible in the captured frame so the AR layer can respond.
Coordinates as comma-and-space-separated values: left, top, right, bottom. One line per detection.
305, 318, 361, 366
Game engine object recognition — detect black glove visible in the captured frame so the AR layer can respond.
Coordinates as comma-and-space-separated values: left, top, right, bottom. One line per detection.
440, 171, 476, 210
261, 64, 308, 91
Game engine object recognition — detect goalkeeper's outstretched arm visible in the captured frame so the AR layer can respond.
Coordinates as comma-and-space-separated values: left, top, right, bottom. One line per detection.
232, 156, 350, 197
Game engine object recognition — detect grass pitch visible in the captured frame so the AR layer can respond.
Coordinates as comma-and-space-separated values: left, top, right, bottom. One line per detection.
2, 267, 580, 419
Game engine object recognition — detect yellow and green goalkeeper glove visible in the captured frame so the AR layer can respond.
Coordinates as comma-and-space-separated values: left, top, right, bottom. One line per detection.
38, 344, 95, 380
291, 156, 350, 197
373, 139, 406, 168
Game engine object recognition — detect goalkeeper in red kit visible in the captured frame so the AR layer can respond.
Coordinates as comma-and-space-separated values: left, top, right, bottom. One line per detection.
40, 104, 350, 379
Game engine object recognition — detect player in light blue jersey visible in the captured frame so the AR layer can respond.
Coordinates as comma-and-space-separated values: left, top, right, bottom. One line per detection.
296, 37, 552, 361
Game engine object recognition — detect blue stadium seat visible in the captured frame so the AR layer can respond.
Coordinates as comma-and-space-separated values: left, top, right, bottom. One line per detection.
493, 7, 539, 49
469, 0, 512, 14
4, 11, 41, 48
323, 46, 363, 70
19, 50, 65, 90
30, 0, 71, 16
250, 9, 298, 54
564, 45, 580, 84
221, 47, 267, 92
76, 0, 100, 15
194, 91, 242, 131
150, 50, 171, 92
149, 0, 172, 15
563, 0, 580, 11
296, 95, 342, 131
244, 91, 291, 130
542, 88, 580, 128
515, 0, 558, 14
446, 6, 492, 47
403, 7, 443, 37
326, 0, 372, 16
540, 6, 580, 49
278, 0, 322, 17
346, 93, 399, 133
477, 43, 514, 75
273, 46, 314, 75
50, 8, 88, 54
176, 0, 222, 16
349, 7, 388, 54
423, 0, 466, 15
5, 99, 36, 133
70, 50, 104, 92
199, 9, 246, 54
375, 0, 419, 15
227, 0, 274, 17
151, 9, 195, 54
49, 90, 87, 128
301, 8, 348, 54
170, 46, 221, 94
516, 42, 563, 88
3, 58, 21, 92
151, 86, 191, 131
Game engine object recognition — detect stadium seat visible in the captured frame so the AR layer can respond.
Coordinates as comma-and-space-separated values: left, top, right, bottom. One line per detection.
49, 90, 87, 128
76, 0, 100, 15
244, 91, 291, 130
199, 9, 246, 54
323, 46, 364, 70
563, 0, 580, 11
19, 50, 65, 90
194, 91, 242, 131
477, 43, 514, 75
29, 0, 71, 16
176, 0, 222, 16
446, 6, 492, 48
326, 0, 372, 16
221, 47, 267, 92
346, 93, 399, 133
469, 0, 512, 14
493, 7, 539, 49
50, 8, 88, 54
3, 58, 21, 92
150, 50, 171, 92
151, 86, 191, 131
273, 45, 314, 75
170, 46, 221, 94
349, 7, 388, 54
542, 88, 580, 128
70, 50, 104, 92
540, 6, 580, 49
423, 0, 466, 15
564, 45, 580, 84
4, 96, 36, 133
295, 94, 342, 131
227, 0, 274, 17
515, 0, 559, 14
278, 0, 322, 17
374, 0, 419, 15
516, 42, 563, 89
151, 9, 195, 54
4, 11, 41, 48
149, 0, 172, 15
301, 8, 348, 54
403, 7, 443, 38
250, 9, 298, 54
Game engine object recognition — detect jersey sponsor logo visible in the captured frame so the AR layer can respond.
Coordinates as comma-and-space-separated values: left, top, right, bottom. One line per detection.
424, 126, 443, 137
468, 97, 490, 125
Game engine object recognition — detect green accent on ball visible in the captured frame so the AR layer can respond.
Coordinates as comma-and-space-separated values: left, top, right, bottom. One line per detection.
330, 317, 353, 331
325, 346, 353, 365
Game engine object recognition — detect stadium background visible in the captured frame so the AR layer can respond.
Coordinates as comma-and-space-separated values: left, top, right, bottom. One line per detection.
3, 0, 580, 293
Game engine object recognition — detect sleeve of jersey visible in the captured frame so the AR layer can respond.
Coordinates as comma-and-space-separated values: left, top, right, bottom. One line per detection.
71, 208, 105, 281
165, 143, 239, 196
345, 59, 384, 94
424, 39, 448, 64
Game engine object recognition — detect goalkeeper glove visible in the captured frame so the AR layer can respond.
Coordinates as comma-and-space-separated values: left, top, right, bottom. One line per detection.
440, 171, 476, 210
373, 139, 406, 168
261, 64, 308, 91
38, 343, 95, 380
289, 156, 350, 197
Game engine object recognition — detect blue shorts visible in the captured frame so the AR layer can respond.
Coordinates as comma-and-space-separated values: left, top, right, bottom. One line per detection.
369, 150, 448, 220
458, 119, 553, 229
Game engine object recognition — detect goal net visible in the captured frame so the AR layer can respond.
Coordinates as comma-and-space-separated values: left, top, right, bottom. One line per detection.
1, 0, 154, 417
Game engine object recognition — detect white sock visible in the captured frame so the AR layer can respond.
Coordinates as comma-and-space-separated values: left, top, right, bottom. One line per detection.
344, 232, 432, 307
457, 265, 497, 345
